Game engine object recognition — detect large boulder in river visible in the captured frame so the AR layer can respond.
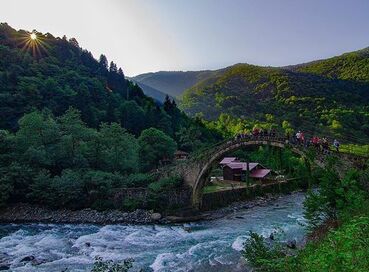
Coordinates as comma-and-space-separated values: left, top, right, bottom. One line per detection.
20, 256, 35, 262
151, 213, 162, 221
286, 239, 297, 249
0, 265, 10, 271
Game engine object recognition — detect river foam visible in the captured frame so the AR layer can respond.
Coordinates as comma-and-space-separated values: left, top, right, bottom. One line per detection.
0, 192, 307, 272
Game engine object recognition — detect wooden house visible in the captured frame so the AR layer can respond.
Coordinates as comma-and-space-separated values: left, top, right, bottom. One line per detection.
221, 160, 272, 183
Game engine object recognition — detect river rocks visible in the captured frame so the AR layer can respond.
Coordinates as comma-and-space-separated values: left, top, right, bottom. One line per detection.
286, 239, 297, 249
269, 233, 275, 240
0, 265, 9, 271
0, 203, 155, 225
20, 256, 35, 262
20, 255, 46, 266
183, 225, 192, 232
151, 213, 162, 221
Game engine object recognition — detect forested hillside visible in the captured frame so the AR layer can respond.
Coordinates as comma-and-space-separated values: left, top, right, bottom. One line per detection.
0, 23, 221, 211
295, 47, 369, 82
180, 50, 369, 143
0, 23, 219, 146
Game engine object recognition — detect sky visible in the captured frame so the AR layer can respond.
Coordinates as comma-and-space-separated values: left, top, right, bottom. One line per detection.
1, 0, 369, 76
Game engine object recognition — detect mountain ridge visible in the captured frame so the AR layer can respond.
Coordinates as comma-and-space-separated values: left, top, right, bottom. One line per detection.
133, 47, 369, 100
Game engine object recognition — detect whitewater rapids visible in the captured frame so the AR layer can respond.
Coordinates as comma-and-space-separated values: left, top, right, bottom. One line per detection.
0, 192, 307, 271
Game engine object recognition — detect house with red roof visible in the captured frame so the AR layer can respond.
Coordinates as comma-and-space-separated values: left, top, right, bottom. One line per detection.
219, 157, 239, 166
220, 158, 273, 182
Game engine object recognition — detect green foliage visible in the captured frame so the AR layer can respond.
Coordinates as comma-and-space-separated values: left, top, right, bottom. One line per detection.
243, 158, 369, 272
292, 216, 369, 272
243, 215, 369, 272
298, 47, 369, 82
340, 144, 369, 156
121, 197, 143, 212
243, 232, 289, 272
0, 162, 35, 204
0, 23, 222, 211
304, 167, 366, 229
181, 56, 369, 143
0, 105, 209, 211
148, 176, 182, 193
147, 176, 182, 209
0, 23, 219, 150
138, 128, 177, 171
124, 173, 156, 188
99, 123, 139, 174
0, 108, 166, 210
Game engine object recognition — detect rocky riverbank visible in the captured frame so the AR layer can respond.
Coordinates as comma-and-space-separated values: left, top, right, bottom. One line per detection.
0, 203, 161, 225
0, 192, 301, 225
201, 193, 286, 220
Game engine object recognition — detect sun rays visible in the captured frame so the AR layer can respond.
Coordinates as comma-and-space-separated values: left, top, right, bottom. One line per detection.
30, 32, 37, 40
18, 31, 49, 58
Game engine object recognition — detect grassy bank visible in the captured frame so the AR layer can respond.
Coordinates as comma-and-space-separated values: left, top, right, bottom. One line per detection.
242, 162, 369, 272
340, 144, 369, 157
288, 213, 369, 271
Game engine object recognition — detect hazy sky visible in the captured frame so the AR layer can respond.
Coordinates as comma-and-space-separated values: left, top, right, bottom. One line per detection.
1, 0, 369, 76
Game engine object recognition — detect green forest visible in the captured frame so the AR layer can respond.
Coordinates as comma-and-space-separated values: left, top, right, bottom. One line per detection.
181, 50, 369, 144
0, 23, 221, 211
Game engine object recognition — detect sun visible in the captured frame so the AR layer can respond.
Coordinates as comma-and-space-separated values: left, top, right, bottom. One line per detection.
17, 31, 49, 58
30, 33, 37, 40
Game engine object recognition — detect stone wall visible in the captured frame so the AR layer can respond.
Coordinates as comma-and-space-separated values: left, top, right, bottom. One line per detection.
201, 182, 294, 211
112, 187, 192, 211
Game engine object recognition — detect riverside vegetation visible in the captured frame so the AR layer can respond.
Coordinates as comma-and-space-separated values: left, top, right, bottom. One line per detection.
242, 158, 369, 271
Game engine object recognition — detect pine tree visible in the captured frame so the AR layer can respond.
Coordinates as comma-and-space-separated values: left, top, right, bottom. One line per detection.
99, 54, 108, 70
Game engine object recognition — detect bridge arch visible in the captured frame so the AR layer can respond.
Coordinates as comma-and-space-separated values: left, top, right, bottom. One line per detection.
190, 139, 308, 209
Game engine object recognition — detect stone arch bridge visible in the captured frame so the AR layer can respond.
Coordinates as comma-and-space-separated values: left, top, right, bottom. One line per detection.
173, 136, 367, 209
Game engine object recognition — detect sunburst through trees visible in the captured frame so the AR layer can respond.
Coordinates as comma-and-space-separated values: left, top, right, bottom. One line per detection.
19, 31, 48, 57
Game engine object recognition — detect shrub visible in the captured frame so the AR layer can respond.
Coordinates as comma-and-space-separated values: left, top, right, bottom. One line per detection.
148, 176, 182, 193
121, 197, 143, 211
243, 232, 289, 272
125, 173, 156, 188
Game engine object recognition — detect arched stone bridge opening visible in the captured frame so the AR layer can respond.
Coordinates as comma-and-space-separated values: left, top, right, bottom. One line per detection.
176, 137, 367, 210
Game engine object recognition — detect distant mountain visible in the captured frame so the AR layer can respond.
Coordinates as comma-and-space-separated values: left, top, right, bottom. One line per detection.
131, 80, 170, 103
132, 70, 218, 98
179, 48, 369, 142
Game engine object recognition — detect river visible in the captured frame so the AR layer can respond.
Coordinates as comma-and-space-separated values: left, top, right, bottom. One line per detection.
0, 192, 307, 272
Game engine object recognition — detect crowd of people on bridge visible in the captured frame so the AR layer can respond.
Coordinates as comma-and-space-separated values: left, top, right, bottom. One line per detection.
234, 127, 341, 153
292, 131, 340, 153
234, 127, 278, 140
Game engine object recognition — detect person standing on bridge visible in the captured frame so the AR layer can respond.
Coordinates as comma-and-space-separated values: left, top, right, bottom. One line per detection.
300, 131, 305, 146
312, 136, 320, 151
295, 131, 300, 144
322, 137, 329, 154
252, 127, 260, 138
333, 139, 340, 152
